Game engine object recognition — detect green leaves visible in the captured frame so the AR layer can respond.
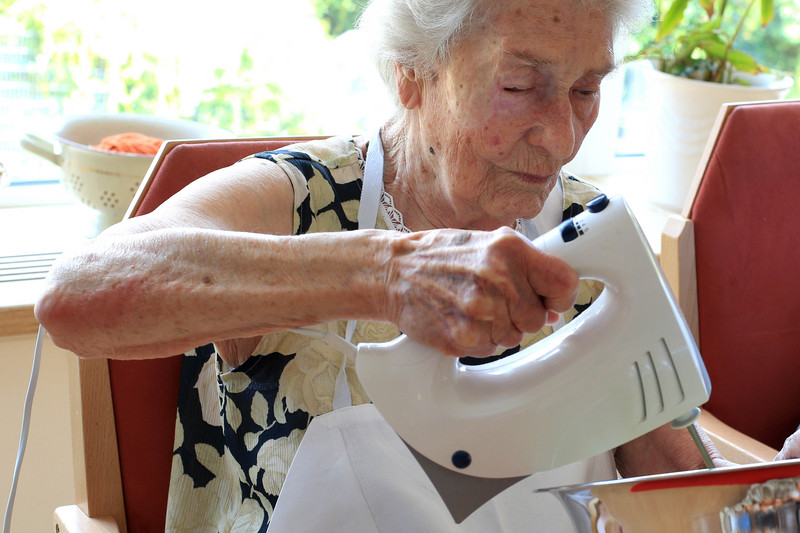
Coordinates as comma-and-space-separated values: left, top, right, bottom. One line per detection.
760, 0, 775, 25
656, 0, 690, 41
698, 0, 716, 17
724, 49, 762, 73
634, 0, 778, 83
312, 0, 363, 38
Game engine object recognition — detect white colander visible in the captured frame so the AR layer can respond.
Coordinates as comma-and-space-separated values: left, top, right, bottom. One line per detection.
21, 113, 233, 222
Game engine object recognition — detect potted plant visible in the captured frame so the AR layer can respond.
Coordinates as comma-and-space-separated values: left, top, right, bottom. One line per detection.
632, 0, 787, 83
628, 0, 793, 210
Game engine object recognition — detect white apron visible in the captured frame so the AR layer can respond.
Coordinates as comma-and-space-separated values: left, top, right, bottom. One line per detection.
268, 403, 616, 532
267, 130, 617, 532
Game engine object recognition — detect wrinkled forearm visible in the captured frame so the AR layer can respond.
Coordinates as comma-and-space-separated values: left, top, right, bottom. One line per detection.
615, 422, 729, 478
35, 227, 395, 361
36, 215, 581, 366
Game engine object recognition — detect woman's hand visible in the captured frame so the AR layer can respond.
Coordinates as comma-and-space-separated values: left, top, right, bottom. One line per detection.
775, 427, 800, 461
382, 226, 579, 357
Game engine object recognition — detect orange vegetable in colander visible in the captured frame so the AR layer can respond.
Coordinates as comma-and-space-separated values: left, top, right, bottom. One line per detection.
93, 132, 164, 155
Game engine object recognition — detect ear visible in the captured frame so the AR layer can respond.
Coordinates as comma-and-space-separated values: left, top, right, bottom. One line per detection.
394, 63, 422, 110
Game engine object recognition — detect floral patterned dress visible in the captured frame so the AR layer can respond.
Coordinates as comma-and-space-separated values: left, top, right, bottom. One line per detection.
164, 136, 604, 532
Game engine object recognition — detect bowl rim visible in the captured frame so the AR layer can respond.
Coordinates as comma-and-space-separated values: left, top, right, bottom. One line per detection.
541, 457, 800, 495
55, 136, 154, 158
52, 112, 234, 157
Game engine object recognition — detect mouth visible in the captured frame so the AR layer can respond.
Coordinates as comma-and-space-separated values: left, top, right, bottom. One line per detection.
516, 171, 557, 186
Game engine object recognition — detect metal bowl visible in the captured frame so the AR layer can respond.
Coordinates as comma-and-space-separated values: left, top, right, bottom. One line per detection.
545, 459, 800, 533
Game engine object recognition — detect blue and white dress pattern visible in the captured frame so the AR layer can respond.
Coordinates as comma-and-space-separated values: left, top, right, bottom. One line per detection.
164, 136, 604, 532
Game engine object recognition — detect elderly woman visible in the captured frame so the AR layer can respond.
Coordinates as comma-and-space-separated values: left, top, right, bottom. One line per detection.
35, 0, 728, 530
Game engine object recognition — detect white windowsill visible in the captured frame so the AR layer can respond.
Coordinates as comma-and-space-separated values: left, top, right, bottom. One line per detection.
0, 199, 106, 255
0, 196, 105, 336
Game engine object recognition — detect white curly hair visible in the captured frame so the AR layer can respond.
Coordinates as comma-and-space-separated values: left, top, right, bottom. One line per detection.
357, 0, 654, 106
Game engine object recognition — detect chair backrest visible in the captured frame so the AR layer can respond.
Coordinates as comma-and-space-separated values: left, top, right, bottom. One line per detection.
684, 99, 800, 450
72, 137, 320, 533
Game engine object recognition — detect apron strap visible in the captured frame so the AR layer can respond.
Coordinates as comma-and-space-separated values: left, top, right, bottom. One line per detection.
336, 129, 385, 410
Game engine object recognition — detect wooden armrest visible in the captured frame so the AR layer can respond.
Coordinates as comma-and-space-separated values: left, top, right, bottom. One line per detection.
698, 410, 779, 464
660, 214, 699, 344
67, 357, 126, 530
54, 505, 120, 533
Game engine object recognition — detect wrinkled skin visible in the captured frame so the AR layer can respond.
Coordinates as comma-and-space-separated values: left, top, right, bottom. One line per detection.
381, 0, 615, 232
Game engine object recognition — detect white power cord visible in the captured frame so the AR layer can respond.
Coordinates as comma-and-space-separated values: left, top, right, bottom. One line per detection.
2, 324, 45, 533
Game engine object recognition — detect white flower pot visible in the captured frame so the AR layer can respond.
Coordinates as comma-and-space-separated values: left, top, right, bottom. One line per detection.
643, 64, 793, 210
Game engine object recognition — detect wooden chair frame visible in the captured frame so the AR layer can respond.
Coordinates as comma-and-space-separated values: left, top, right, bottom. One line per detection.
659, 100, 800, 464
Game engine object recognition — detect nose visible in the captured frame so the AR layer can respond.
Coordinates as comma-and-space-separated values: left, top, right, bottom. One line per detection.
524, 94, 577, 161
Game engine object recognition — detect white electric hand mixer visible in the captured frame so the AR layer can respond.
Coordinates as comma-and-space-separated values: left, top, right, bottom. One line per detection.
354, 194, 712, 521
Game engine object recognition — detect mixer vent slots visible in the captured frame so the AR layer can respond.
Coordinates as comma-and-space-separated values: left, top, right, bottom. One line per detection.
631, 337, 686, 423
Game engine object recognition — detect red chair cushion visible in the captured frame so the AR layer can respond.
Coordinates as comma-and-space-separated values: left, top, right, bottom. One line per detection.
692, 101, 800, 450
108, 138, 299, 532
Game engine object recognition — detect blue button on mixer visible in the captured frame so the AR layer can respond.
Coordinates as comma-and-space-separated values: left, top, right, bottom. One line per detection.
586, 194, 610, 213
559, 220, 579, 243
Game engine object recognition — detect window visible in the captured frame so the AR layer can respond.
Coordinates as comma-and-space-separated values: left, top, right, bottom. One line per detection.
0, 0, 390, 206
0, 15, 62, 203
0, 0, 797, 206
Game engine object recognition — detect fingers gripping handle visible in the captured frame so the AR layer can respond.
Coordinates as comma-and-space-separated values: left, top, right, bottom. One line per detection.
358, 194, 641, 378
354, 195, 694, 478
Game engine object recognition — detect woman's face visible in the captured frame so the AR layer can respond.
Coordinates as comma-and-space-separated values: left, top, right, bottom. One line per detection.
415, 0, 616, 229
